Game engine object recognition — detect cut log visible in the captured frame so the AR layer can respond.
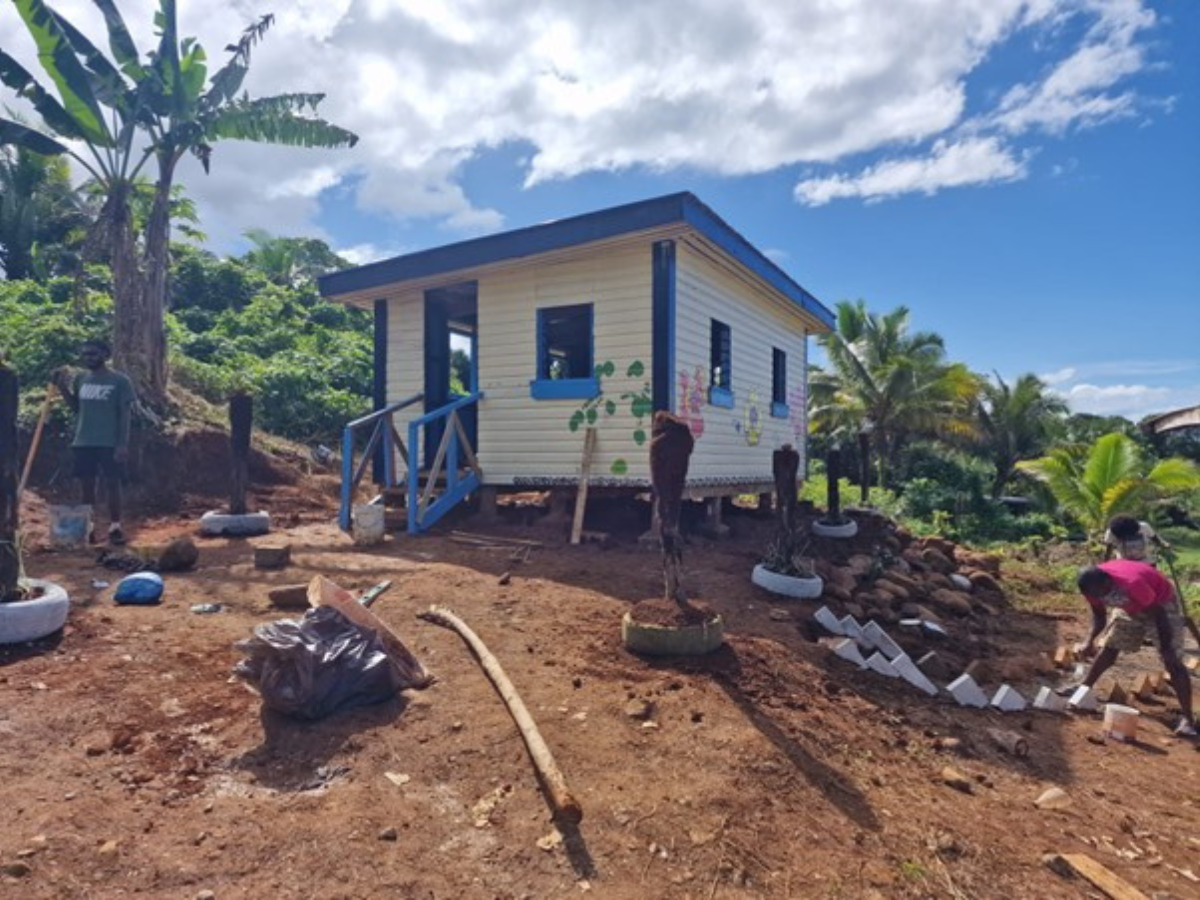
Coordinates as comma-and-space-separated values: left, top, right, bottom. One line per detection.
253, 542, 291, 570
309, 575, 433, 688
418, 604, 582, 825
1045, 853, 1149, 900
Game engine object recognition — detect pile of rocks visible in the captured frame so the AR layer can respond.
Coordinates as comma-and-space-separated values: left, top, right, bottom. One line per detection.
807, 509, 1007, 628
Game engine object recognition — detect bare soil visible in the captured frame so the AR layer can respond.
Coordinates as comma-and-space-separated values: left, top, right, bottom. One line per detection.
3, 482, 1200, 899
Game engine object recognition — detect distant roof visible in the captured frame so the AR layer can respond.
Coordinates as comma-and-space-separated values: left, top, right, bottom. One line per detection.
1141, 404, 1200, 434
318, 191, 835, 330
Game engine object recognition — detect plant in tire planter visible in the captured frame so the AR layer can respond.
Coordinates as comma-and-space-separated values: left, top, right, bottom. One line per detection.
812, 445, 858, 539
1, 364, 71, 643
752, 444, 824, 599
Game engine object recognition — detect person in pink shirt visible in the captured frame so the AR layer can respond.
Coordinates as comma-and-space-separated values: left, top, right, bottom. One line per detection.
1075, 559, 1195, 737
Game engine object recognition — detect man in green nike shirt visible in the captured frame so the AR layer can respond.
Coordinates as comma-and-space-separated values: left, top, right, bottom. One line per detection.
54, 339, 136, 545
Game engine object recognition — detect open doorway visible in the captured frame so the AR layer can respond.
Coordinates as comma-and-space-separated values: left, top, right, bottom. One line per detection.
423, 282, 478, 467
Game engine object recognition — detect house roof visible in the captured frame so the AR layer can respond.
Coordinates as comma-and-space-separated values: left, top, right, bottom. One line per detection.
318, 191, 835, 330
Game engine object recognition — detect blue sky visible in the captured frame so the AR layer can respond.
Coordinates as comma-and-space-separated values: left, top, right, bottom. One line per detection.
2, 1, 1196, 420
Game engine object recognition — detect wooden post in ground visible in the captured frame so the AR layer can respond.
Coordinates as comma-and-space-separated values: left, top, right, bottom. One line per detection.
1, 364, 21, 602
229, 393, 253, 515
569, 427, 597, 545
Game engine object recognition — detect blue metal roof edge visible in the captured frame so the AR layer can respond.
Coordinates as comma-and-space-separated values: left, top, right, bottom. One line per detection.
319, 191, 835, 330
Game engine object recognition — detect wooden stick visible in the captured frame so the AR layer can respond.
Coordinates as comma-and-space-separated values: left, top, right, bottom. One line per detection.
1046, 853, 1148, 900
450, 530, 542, 548
570, 427, 597, 545
17, 384, 55, 498
418, 604, 583, 825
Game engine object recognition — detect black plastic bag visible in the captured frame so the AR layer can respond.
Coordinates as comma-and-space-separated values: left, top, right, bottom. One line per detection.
233, 605, 409, 720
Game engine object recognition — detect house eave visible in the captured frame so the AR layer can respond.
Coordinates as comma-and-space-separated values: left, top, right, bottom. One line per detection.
319, 192, 835, 331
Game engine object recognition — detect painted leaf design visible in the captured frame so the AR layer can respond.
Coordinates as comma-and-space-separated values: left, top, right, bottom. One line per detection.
611, 459, 628, 475
631, 397, 652, 419
569, 411, 584, 432
602, 360, 615, 376
626, 360, 644, 378
586, 407, 598, 424
605, 400, 616, 415
633, 429, 646, 445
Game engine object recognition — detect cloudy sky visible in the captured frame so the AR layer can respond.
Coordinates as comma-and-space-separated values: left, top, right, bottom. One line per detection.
2, 0, 1196, 420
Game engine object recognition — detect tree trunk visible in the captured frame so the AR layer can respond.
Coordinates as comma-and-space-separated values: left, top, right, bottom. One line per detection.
102, 185, 158, 404
139, 163, 175, 404
0, 364, 20, 602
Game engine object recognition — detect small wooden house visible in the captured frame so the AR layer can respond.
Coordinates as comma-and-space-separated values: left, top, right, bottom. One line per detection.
319, 192, 835, 532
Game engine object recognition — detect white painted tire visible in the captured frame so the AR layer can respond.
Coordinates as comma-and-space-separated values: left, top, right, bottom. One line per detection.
751, 564, 824, 600
199, 510, 271, 536
0, 580, 70, 644
812, 519, 858, 539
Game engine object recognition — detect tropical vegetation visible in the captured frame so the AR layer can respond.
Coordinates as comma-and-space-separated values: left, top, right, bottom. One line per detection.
0, 0, 357, 404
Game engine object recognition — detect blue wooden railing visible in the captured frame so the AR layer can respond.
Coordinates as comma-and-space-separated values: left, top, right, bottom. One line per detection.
339, 392, 483, 535
406, 392, 483, 534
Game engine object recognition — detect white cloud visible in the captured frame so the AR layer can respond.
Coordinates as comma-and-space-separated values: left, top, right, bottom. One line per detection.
1053, 382, 1181, 420
0, 0, 1165, 243
1039, 367, 1078, 385
795, 137, 1027, 206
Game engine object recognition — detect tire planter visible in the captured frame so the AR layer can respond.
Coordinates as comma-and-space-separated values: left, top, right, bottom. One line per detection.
199, 510, 271, 537
622, 603, 725, 656
812, 518, 858, 539
0, 580, 70, 644
751, 564, 824, 600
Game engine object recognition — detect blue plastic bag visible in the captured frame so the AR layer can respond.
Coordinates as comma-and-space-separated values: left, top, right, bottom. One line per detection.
114, 572, 164, 606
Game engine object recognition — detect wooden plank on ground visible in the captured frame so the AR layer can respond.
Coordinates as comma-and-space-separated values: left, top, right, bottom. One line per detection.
1047, 853, 1149, 900
450, 530, 543, 548
570, 428, 598, 545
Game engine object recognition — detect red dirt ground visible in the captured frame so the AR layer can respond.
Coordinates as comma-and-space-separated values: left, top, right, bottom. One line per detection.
3, 481, 1199, 899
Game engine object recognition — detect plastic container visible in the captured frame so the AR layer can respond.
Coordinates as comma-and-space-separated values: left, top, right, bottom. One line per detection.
351, 503, 386, 545
1103, 703, 1140, 742
48, 504, 92, 549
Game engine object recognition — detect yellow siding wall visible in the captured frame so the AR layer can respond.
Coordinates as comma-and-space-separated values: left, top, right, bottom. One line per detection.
382, 243, 655, 485
674, 241, 809, 486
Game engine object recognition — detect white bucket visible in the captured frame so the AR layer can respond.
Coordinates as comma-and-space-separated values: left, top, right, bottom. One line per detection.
1103, 703, 1140, 742
48, 504, 92, 549
351, 503, 386, 545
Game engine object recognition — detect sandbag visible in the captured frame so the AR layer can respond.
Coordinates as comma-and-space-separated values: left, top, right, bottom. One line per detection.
113, 572, 164, 605
233, 606, 413, 720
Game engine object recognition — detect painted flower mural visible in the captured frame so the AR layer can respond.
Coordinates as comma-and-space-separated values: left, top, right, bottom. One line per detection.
677, 366, 706, 439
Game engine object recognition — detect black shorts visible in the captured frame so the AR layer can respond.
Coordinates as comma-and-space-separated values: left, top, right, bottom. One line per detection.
72, 447, 125, 480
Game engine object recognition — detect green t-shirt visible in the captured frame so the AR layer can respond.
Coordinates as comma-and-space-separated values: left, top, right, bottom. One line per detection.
71, 369, 136, 448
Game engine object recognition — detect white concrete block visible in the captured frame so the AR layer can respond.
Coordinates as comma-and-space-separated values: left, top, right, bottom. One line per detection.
990, 684, 1028, 712
831, 638, 867, 668
840, 616, 866, 646
814, 606, 843, 636
1033, 686, 1069, 713
865, 652, 900, 678
946, 673, 989, 708
1068, 685, 1099, 712
862, 621, 904, 660
891, 653, 939, 696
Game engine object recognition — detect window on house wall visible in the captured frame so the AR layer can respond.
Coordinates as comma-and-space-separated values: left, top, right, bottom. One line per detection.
709, 318, 733, 407
771, 347, 788, 418
531, 303, 599, 399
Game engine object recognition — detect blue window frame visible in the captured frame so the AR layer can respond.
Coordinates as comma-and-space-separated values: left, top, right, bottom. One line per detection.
531, 303, 599, 400
709, 318, 733, 407
771, 347, 788, 418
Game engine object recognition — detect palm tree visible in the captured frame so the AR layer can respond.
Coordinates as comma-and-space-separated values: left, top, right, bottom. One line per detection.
0, 0, 357, 403
1016, 432, 1200, 540
809, 300, 980, 487
976, 372, 1068, 498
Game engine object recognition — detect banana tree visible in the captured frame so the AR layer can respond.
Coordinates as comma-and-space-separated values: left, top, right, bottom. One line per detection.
0, 0, 357, 403
1016, 432, 1200, 541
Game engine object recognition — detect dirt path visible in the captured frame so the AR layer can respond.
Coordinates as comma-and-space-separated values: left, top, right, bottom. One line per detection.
2, 501, 1199, 898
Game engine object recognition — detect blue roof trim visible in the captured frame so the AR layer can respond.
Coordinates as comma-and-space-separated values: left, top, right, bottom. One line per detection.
319, 192, 834, 329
